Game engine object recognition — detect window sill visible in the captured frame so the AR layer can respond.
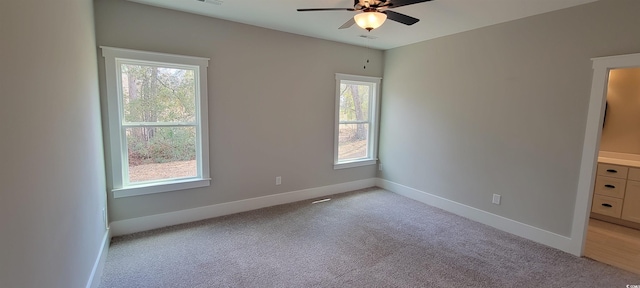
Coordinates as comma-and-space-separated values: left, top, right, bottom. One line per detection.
333, 159, 377, 170
112, 178, 211, 198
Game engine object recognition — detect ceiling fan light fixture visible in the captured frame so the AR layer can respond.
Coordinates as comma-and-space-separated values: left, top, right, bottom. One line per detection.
354, 11, 387, 31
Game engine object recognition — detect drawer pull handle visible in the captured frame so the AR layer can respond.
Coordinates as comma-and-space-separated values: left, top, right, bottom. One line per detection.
601, 203, 613, 208
604, 184, 616, 189
606, 169, 618, 173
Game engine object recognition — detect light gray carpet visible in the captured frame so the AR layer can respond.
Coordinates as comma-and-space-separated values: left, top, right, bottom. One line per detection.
100, 188, 640, 287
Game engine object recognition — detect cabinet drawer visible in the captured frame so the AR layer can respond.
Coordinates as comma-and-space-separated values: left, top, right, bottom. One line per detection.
593, 176, 626, 198
628, 168, 640, 182
597, 164, 628, 179
622, 180, 640, 223
591, 194, 623, 218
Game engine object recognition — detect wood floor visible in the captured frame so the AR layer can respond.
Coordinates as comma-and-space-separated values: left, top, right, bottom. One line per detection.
585, 218, 640, 275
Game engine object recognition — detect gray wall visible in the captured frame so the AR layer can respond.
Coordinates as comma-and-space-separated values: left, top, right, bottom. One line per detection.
379, 0, 640, 236
94, 0, 383, 222
600, 67, 640, 154
0, 1, 107, 287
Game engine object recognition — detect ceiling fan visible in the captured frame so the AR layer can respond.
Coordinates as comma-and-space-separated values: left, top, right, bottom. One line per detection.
297, 0, 433, 31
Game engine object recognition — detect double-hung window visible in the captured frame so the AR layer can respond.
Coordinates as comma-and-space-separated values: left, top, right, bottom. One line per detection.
334, 73, 381, 169
101, 47, 210, 198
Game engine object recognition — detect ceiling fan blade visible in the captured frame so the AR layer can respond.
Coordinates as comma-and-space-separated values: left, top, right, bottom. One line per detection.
339, 18, 356, 29
387, 0, 433, 9
297, 8, 355, 12
384, 10, 420, 25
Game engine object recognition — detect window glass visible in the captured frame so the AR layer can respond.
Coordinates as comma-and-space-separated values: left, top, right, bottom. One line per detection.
102, 46, 210, 197
121, 63, 196, 123
334, 74, 380, 169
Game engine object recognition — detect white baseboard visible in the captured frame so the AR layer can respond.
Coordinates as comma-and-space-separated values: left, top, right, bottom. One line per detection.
86, 229, 110, 288
109, 177, 576, 255
376, 178, 576, 255
110, 178, 376, 236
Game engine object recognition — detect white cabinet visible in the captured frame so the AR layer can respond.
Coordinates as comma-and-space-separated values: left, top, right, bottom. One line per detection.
592, 194, 623, 218
592, 163, 640, 224
594, 176, 626, 198
597, 163, 628, 179
621, 180, 640, 223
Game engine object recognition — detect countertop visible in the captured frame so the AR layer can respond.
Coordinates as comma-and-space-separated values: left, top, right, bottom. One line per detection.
598, 151, 640, 168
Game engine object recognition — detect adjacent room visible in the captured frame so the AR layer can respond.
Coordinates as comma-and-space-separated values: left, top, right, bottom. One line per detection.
3, 0, 640, 287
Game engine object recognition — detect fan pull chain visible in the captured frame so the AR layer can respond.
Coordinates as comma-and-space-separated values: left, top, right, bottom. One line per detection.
364, 36, 371, 69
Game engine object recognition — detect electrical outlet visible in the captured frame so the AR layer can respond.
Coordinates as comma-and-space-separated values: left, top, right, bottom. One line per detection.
492, 194, 501, 205
378, 163, 383, 171
276, 176, 281, 185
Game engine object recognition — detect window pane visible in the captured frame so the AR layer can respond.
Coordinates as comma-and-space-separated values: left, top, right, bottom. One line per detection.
339, 83, 370, 122
126, 127, 197, 183
121, 63, 196, 123
338, 123, 369, 161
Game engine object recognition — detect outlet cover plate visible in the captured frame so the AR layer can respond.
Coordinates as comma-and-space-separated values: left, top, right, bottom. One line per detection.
492, 194, 501, 205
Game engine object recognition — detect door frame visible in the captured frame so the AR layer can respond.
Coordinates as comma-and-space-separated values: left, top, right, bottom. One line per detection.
570, 52, 640, 255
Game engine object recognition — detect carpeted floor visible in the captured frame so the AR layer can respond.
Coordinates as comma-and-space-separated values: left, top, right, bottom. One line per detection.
100, 188, 640, 287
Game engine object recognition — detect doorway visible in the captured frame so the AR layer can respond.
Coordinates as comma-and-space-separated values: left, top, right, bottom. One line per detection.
573, 53, 640, 274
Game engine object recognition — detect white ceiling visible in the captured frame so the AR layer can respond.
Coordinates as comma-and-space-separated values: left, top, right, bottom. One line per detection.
128, 0, 597, 50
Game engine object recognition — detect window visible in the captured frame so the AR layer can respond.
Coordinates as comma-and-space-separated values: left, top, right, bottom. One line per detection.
334, 73, 381, 169
101, 47, 210, 198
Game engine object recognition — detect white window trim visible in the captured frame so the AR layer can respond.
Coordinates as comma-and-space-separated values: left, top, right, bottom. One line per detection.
334, 73, 381, 170
101, 46, 210, 198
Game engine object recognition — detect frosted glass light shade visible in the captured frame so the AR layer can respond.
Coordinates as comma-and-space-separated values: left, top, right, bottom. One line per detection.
354, 11, 387, 31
